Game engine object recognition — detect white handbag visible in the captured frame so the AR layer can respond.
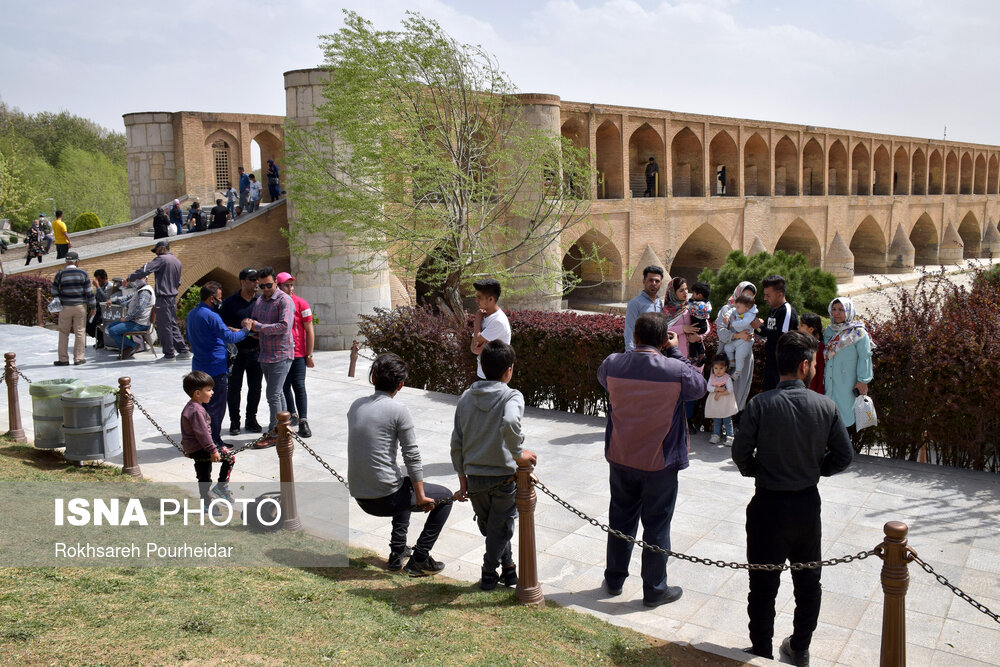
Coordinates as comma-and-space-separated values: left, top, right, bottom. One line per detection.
853, 394, 877, 431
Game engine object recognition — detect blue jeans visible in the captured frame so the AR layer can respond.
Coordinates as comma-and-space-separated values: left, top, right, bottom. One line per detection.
107, 320, 149, 350
227, 201, 235, 220
605, 466, 679, 602
282, 356, 307, 419
713, 417, 733, 437
261, 358, 292, 433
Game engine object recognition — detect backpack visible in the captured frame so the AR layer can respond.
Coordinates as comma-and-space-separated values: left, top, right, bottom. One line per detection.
191, 209, 207, 232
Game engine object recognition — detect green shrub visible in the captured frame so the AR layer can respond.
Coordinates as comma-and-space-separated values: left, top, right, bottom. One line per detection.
697, 250, 838, 318
72, 211, 102, 232
0, 274, 54, 325
176, 287, 201, 336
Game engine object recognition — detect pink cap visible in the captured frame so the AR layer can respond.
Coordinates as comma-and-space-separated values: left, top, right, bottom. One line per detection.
276, 272, 295, 284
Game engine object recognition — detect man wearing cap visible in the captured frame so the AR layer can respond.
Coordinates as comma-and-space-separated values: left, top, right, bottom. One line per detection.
243, 266, 294, 447
51, 251, 96, 366
220, 267, 264, 435
105, 277, 155, 360
127, 240, 190, 361
186, 281, 252, 449
277, 272, 314, 438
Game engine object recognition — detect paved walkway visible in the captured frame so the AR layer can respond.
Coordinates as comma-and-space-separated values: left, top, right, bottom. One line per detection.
2, 325, 998, 666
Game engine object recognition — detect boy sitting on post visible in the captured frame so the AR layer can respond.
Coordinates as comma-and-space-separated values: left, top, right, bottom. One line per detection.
451, 340, 537, 591
180, 371, 235, 516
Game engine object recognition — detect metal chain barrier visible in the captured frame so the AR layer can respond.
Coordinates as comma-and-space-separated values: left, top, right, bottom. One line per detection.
532, 476, 876, 572
130, 394, 268, 455
909, 551, 1000, 624
16, 369, 32, 384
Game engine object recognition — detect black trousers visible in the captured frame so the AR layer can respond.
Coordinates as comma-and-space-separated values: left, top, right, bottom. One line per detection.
356, 477, 452, 560
763, 361, 780, 392
228, 348, 263, 426
746, 486, 822, 657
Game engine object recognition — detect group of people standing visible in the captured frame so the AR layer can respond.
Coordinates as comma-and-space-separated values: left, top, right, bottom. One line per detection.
23, 211, 70, 264
620, 267, 874, 664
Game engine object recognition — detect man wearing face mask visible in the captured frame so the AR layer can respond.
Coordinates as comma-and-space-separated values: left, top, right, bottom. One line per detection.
186, 281, 252, 449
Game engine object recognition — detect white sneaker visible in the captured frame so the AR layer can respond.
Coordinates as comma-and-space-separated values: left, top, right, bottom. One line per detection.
709, 434, 721, 444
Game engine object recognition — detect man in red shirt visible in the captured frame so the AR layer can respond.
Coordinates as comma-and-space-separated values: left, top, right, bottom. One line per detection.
276, 272, 314, 438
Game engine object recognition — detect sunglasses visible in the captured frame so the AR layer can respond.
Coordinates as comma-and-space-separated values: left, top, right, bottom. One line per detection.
259, 282, 276, 289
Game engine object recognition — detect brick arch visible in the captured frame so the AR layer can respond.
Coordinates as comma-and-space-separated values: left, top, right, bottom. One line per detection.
873, 144, 891, 195
774, 218, 821, 267
204, 129, 240, 195
709, 130, 738, 196
852, 142, 871, 196
960, 152, 974, 195
670, 223, 732, 284
596, 120, 623, 199
828, 139, 848, 195
802, 138, 824, 195
974, 153, 987, 194
628, 123, 665, 197
562, 227, 624, 303
671, 127, 704, 197
744, 132, 769, 196
910, 212, 939, 265
958, 210, 981, 258
893, 146, 909, 195
945, 150, 959, 194
989, 155, 999, 194
850, 216, 887, 274
911, 148, 927, 195
929, 149, 943, 194
774, 136, 798, 196
252, 129, 285, 175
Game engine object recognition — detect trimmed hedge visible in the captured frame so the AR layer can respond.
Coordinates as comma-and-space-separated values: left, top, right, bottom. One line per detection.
72, 211, 102, 232
0, 274, 54, 325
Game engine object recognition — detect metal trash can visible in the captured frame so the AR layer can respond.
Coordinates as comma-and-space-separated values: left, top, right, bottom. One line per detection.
29, 378, 83, 448
61, 385, 121, 462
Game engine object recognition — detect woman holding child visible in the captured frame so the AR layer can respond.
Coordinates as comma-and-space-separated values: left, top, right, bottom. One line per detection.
662, 277, 708, 432
714, 281, 757, 415
823, 297, 873, 433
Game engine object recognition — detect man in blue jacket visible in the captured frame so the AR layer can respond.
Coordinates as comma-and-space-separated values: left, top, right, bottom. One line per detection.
598, 312, 706, 607
186, 281, 251, 448
238, 167, 251, 214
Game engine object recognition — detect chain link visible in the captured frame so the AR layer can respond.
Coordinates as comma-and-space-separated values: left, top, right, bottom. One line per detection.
289, 430, 350, 488
909, 552, 1000, 624
130, 394, 268, 454
16, 369, 32, 384
532, 477, 876, 572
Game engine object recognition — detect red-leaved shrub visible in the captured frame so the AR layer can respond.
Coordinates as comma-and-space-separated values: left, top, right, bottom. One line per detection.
0, 274, 54, 326
859, 266, 1000, 471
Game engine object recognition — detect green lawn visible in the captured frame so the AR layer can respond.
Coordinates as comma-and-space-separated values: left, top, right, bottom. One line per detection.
0, 439, 741, 666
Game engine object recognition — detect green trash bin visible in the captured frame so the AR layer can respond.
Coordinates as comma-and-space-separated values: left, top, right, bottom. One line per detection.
61, 385, 121, 462
29, 378, 83, 448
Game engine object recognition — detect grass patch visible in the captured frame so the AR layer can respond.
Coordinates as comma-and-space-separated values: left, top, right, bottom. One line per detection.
0, 438, 742, 666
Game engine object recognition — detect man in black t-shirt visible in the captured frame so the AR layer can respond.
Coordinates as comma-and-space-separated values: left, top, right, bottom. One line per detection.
210, 199, 229, 229
751, 275, 799, 391
219, 267, 263, 434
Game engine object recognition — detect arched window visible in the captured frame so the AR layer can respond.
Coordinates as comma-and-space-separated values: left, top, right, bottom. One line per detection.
212, 139, 230, 191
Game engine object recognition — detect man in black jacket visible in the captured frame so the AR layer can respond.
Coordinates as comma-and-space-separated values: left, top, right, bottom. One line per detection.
732, 331, 853, 666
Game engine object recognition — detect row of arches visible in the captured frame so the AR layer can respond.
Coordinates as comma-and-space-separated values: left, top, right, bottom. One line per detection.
562, 212, 991, 301
564, 118, 1000, 200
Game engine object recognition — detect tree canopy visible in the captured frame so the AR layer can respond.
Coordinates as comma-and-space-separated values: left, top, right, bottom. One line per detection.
286, 11, 599, 301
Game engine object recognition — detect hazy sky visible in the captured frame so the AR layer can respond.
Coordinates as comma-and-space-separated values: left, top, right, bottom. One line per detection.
3, 0, 999, 144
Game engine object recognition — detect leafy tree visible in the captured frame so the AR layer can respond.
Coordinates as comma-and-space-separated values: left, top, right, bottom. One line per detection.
286, 11, 597, 301
697, 250, 838, 317
0, 147, 41, 232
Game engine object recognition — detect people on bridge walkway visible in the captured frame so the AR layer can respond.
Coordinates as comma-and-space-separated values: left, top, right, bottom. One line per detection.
127, 240, 190, 361
266, 159, 281, 202
220, 268, 264, 435
210, 198, 229, 229
169, 199, 184, 235
225, 181, 237, 221
597, 312, 706, 607
349, 353, 453, 577
238, 167, 250, 214
52, 210, 71, 259
152, 207, 171, 239
732, 331, 853, 665
247, 174, 262, 212
24, 219, 45, 265
643, 156, 658, 196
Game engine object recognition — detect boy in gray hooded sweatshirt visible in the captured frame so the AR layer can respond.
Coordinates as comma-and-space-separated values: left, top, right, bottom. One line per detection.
452, 340, 538, 591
